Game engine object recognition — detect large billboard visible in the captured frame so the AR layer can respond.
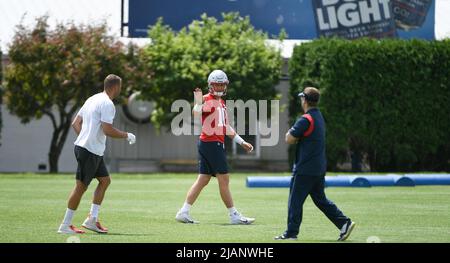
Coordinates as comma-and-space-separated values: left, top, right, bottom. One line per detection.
126, 0, 435, 40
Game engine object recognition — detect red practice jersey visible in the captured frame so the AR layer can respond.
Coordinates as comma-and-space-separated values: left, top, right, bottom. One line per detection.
199, 93, 228, 143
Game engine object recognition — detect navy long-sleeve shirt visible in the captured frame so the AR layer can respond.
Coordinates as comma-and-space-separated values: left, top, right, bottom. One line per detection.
289, 108, 327, 176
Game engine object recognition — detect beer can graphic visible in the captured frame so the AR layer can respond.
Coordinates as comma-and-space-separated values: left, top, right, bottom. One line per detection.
392, 0, 433, 31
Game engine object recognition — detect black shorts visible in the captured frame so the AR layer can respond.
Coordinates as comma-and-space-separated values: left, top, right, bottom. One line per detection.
198, 140, 228, 176
74, 145, 109, 186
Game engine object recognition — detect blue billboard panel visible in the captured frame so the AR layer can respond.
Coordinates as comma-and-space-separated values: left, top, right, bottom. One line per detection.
128, 0, 317, 39
127, 0, 435, 40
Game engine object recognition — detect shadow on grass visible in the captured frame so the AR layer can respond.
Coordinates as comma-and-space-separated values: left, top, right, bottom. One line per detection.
214, 223, 258, 226
83, 232, 154, 237
298, 239, 356, 243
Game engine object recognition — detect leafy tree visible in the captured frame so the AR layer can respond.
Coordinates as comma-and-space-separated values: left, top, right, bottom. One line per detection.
4, 17, 138, 173
139, 12, 283, 128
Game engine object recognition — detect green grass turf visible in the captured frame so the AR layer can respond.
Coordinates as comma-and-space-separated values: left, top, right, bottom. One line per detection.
0, 173, 449, 243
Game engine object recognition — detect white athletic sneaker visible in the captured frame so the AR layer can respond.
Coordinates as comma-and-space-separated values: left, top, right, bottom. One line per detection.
57, 224, 85, 234
230, 211, 255, 225
175, 211, 199, 224
81, 216, 108, 234
338, 220, 355, 241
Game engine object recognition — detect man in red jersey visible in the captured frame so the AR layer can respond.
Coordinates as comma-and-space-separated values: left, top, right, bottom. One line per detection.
175, 70, 255, 225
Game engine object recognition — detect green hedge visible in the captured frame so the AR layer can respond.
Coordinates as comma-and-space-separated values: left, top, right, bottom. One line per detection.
289, 38, 450, 172
0, 48, 2, 146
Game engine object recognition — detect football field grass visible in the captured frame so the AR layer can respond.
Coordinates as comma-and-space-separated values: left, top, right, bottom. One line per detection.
0, 173, 449, 243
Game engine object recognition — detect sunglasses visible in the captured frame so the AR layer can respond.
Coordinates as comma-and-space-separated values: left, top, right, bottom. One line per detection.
298, 92, 318, 102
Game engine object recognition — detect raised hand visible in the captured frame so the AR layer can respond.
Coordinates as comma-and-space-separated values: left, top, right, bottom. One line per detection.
194, 87, 203, 105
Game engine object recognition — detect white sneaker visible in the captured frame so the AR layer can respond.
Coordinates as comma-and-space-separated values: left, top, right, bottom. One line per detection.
57, 224, 85, 234
81, 216, 108, 234
338, 220, 355, 241
230, 212, 255, 225
175, 211, 199, 224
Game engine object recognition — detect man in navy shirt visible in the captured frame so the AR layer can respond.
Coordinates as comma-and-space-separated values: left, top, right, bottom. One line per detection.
275, 87, 355, 241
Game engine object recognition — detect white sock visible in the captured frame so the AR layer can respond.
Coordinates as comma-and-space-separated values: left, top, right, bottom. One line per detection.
228, 207, 238, 216
180, 202, 191, 213
90, 204, 101, 219
62, 208, 75, 225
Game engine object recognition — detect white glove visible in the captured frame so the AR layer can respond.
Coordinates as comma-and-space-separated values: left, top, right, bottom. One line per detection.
127, 132, 136, 145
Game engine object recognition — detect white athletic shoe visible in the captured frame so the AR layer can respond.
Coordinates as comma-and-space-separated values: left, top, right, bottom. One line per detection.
230, 211, 255, 225
81, 216, 108, 234
57, 224, 85, 234
338, 220, 355, 241
175, 211, 199, 224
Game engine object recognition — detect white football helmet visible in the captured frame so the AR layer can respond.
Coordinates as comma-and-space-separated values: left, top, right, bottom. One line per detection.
208, 69, 229, 97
